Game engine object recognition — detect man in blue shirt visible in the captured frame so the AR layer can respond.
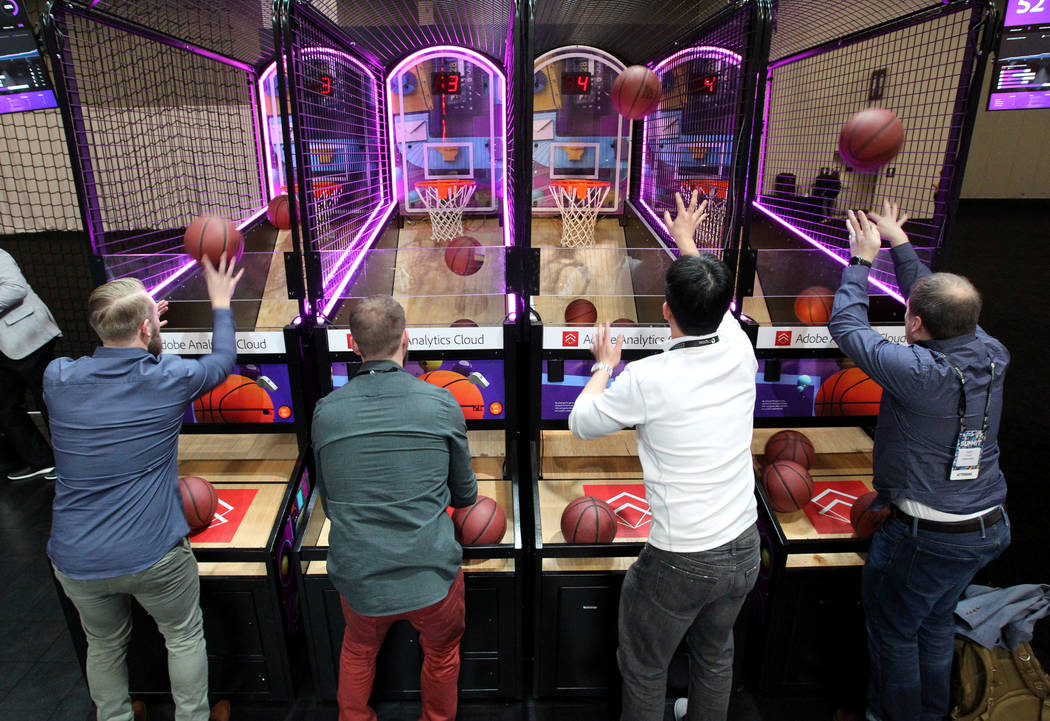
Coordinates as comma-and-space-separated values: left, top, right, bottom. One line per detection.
829, 202, 1010, 721
46, 255, 242, 721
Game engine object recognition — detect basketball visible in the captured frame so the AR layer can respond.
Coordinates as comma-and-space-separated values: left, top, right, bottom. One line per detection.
850, 491, 890, 538
451, 495, 507, 546
179, 475, 216, 534
764, 430, 816, 469
564, 298, 598, 325
183, 216, 243, 267
611, 65, 662, 120
611, 318, 636, 327
193, 373, 275, 423
794, 286, 834, 325
560, 496, 618, 544
838, 108, 905, 171
815, 367, 883, 417
419, 369, 485, 420
450, 318, 478, 327
761, 460, 814, 513
444, 236, 484, 276
267, 194, 290, 229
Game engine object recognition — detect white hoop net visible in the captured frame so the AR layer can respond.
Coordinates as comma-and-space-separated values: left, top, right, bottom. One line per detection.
416, 180, 476, 244
549, 181, 611, 248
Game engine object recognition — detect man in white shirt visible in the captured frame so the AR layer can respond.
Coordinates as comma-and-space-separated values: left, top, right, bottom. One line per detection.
569, 192, 760, 721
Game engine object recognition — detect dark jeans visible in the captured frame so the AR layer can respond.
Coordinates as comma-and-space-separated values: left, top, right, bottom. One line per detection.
618, 525, 760, 721
862, 511, 1010, 721
0, 339, 56, 469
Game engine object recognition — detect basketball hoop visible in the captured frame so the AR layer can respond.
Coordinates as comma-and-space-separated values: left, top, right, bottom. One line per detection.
415, 178, 476, 244
678, 179, 729, 255
548, 179, 611, 248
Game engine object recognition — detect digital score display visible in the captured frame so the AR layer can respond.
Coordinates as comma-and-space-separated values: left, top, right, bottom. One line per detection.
431, 72, 462, 95
561, 72, 592, 95
689, 74, 719, 95
988, 0, 1050, 110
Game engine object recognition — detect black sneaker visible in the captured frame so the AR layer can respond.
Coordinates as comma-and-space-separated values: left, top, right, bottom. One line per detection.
7, 466, 55, 481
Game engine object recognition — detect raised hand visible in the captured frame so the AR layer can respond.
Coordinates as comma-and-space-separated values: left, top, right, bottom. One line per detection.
663, 190, 709, 256
867, 199, 910, 247
846, 209, 882, 263
590, 322, 624, 370
200, 252, 245, 310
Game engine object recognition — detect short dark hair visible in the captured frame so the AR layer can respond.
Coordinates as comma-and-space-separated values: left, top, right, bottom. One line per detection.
908, 273, 981, 340
349, 295, 406, 359
664, 253, 733, 335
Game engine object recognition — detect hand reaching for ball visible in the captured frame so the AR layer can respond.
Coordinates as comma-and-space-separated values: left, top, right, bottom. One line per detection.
663, 191, 708, 257
845, 209, 882, 264
867, 199, 910, 247
200, 252, 245, 311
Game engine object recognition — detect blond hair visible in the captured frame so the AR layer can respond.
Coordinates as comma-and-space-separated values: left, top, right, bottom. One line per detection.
88, 277, 153, 343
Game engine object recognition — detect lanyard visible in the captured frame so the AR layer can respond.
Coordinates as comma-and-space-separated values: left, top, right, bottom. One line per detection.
930, 351, 996, 435
669, 336, 719, 351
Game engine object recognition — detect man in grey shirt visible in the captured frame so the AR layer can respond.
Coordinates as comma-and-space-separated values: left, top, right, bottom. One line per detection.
312, 295, 477, 721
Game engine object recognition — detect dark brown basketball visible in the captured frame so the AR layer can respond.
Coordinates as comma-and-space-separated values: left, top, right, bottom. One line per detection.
449, 318, 478, 327
794, 286, 834, 325
850, 491, 890, 538
451, 495, 507, 546
179, 475, 217, 534
444, 236, 484, 276
815, 367, 883, 417
564, 298, 598, 325
267, 194, 291, 229
611, 318, 636, 327
611, 65, 662, 120
560, 496, 618, 544
761, 461, 814, 513
838, 108, 905, 171
764, 430, 816, 469
183, 216, 243, 267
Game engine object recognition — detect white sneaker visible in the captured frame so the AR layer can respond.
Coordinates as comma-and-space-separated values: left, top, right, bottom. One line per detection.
673, 697, 687, 721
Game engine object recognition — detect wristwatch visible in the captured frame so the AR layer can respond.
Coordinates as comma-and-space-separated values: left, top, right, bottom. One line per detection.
849, 256, 872, 268
590, 361, 614, 375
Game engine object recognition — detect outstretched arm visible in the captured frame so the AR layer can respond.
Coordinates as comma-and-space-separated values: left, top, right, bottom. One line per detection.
663, 191, 709, 256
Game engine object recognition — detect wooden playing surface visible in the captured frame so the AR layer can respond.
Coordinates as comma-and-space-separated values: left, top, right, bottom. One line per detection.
188, 482, 285, 550
541, 430, 642, 479
392, 218, 507, 326
178, 432, 299, 464
531, 217, 641, 325
741, 270, 771, 324
198, 562, 268, 577
255, 228, 299, 329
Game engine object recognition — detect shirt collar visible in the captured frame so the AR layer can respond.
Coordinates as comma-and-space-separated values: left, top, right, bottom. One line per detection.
659, 330, 719, 353
918, 333, 978, 353
92, 346, 153, 358
359, 360, 403, 374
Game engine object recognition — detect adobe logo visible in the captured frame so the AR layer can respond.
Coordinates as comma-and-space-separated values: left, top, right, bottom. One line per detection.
774, 330, 791, 346
562, 331, 579, 347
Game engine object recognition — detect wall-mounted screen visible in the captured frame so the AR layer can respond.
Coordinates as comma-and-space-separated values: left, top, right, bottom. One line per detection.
0, 1, 58, 114
988, 0, 1050, 110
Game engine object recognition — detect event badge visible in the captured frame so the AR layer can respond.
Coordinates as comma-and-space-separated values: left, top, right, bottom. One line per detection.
949, 429, 984, 481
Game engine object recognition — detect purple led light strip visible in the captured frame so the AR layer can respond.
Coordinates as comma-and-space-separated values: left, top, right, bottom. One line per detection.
638, 46, 743, 235
147, 207, 267, 298
320, 201, 398, 319
752, 201, 904, 304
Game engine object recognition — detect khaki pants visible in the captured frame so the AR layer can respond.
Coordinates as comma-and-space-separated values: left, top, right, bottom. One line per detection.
55, 537, 210, 721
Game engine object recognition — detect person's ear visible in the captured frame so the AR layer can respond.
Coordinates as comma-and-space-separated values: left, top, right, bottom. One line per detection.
349, 335, 361, 356
139, 317, 152, 340
662, 302, 672, 322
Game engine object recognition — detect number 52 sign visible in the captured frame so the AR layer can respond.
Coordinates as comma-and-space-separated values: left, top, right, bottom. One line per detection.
1006, 0, 1047, 27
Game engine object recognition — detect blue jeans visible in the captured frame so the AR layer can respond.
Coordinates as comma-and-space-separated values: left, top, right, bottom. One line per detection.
617, 526, 760, 721
863, 512, 1010, 721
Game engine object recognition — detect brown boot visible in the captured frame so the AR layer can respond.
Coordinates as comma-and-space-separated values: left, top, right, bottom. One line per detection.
209, 700, 231, 721
132, 700, 147, 721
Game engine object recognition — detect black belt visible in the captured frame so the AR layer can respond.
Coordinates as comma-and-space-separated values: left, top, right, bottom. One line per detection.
891, 506, 1003, 533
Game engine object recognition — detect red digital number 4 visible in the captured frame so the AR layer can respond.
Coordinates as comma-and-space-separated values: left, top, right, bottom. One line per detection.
577, 74, 589, 92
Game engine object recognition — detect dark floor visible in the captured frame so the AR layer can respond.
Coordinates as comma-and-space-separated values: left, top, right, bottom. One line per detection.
2, 199, 1047, 721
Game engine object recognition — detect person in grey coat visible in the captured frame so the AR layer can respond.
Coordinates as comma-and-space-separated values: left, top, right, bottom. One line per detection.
0, 248, 61, 481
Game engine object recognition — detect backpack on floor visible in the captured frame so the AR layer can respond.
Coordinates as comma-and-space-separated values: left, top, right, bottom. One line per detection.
951, 637, 1050, 720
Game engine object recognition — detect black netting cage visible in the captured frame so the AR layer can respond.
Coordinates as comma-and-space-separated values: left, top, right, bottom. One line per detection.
753, 0, 996, 300
42, 0, 290, 329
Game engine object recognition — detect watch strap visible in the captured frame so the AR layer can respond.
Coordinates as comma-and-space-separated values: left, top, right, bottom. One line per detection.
849, 256, 872, 268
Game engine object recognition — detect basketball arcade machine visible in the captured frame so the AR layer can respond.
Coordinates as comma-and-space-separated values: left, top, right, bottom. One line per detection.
281, 0, 527, 701
741, 0, 999, 694
42, 0, 314, 700
525, 1, 768, 697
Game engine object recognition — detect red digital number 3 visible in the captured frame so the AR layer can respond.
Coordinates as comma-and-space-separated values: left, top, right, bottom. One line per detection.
446, 74, 459, 93
321, 76, 332, 95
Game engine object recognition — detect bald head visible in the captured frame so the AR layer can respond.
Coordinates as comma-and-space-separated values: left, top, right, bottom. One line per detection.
908, 272, 981, 340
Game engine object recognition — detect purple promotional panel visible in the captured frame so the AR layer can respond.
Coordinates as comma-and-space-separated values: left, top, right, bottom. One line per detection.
183, 363, 296, 424
332, 360, 506, 420
1004, 0, 1049, 27
541, 359, 627, 421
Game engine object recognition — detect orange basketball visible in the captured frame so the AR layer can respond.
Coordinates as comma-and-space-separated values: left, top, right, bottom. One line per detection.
838, 108, 905, 171
764, 430, 815, 469
444, 236, 484, 276
850, 491, 890, 538
611, 65, 662, 120
794, 286, 834, 325
451, 495, 507, 545
179, 475, 216, 534
761, 460, 814, 513
183, 216, 243, 267
419, 369, 485, 420
814, 367, 883, 417
450, 318, 478, 327
267, 194, 291, 229
193, 374, 275, 423
560, 496, 618, 543
564, 298, 598, 325
611, 318, 636, 327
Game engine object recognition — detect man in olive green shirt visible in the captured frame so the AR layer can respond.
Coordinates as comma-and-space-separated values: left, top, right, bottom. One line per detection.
312, 295, 477, 721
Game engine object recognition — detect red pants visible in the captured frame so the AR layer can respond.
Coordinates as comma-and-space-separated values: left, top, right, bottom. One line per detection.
338, 570, 465, 721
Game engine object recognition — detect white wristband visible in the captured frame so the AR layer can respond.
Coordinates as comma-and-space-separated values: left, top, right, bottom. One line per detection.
591, 361, 614, 375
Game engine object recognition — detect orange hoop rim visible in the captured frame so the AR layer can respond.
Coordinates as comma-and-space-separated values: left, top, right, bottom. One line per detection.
415, 178, 476, 200
678, 178, 729, 199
